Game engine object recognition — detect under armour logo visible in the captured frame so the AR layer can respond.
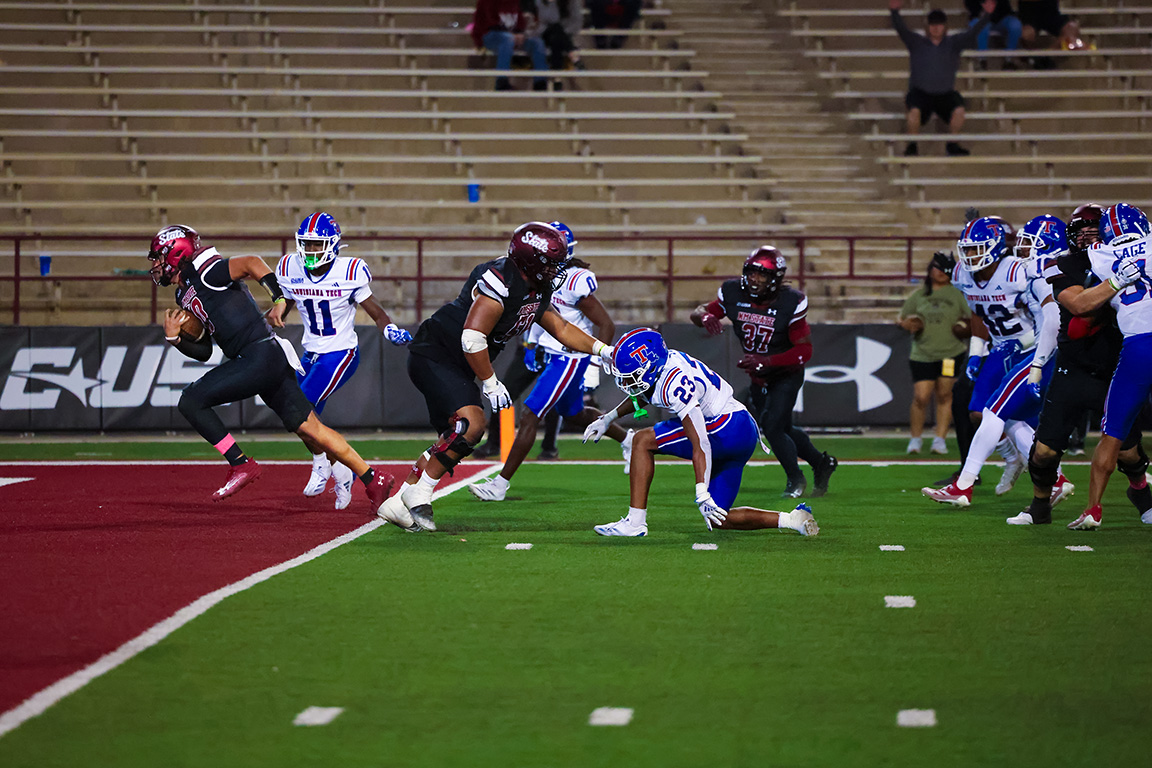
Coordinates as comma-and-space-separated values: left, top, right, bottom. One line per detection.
796, 337, 893, 413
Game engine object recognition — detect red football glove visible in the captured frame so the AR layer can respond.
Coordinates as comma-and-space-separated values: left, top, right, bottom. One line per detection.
737, 354, 771, 376
701, 312, 724, 336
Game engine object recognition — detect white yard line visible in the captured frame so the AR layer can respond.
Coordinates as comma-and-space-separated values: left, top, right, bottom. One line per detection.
0, 467, 492, 740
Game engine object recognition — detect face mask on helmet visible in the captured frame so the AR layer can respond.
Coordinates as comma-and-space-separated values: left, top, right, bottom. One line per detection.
956, 217, 1007, 272
612, 328, 669, 397
1067, 204, 1103, 250
295, 212, 342, 270
1101, 203, 1151, 247
1015, 214, 1067, 262
741, 246, 786, 300
147, 225, 201, 286
508, 221, 572, 291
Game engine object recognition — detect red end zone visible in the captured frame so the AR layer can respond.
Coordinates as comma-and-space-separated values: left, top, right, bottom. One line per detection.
0, 462, 491, 719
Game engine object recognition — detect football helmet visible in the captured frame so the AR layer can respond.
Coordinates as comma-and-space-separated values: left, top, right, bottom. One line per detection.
741, 245, 787, 300
1101, 203, 1151, 246
549, 220, 578, 257
612, 327, 669, 397
296, 211, 342, 270
507, 221, 571, 291
1015, 214, 1068, 261
147, 224, 201, 286
1066, 203, 1103, 250
956, 216, 1009, 272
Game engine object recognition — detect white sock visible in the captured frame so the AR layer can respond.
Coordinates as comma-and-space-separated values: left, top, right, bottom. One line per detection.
996, 435, 1019, 464
958, 409, 1006, 490
491, 474, 510, 490
312, 452, 329, 466
622, 430, 634, 449
417, 471, 438, 491
1005, 420, 1036, 460
626, 506, 647, 525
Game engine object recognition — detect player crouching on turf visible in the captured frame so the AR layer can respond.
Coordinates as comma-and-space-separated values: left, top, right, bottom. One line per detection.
148, 225, 395, 507
584, 328, 819, 538
376, 221, 617, 533
277, 212, 412, 510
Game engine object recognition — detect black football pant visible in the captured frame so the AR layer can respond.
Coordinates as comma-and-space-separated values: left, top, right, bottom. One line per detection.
749, 370, 822, 483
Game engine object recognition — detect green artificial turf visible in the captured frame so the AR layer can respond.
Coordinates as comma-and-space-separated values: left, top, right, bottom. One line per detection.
2, 457, 1150, 768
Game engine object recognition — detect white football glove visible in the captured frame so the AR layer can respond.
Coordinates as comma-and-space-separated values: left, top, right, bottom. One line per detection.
384, 323, 412, 346
481, 375, 512, 411
593, 340, 615, 374
1113, 256, 1143, 289
695, 483, 727, 530
582, 413, 613, 444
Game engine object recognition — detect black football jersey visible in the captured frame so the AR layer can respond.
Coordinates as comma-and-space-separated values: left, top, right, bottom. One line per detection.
717, 280, 808, 358
410, 257, 549, 366
175, 248, 272, 359
1043, 249, 1123, 376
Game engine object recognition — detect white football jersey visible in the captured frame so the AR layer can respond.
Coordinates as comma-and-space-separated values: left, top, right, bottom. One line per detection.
648, 349, 745, 421
535, 266, 598, 357
277, 254, 373, 354
952, 257, 1042, 346
1089, 233, 1152, 337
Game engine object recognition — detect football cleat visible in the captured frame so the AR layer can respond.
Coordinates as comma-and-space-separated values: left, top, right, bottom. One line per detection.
995, 457, 1027, 496
376, 487, 420, 532
1067, 504, 1102, 530
364, 468, 396, 512
622, 428, 634, 475
332, 462, 354, 510
931, 436, 948, 455
792, 503, 819, 537
1050, 474, 1075, 506
1128, 482, 1152, 519
536, 447, 559, 461
213, 459, 261, 500
594, 516, 648, 537
1142, 508, 1152, 525
921, 482, 972, 507
303, 453, 332, 496
782, 475, 807, 499
1007, 503, 1051, 525
401, 482, 437, 532
468, 477, 507, 502
811, 452, 838, 497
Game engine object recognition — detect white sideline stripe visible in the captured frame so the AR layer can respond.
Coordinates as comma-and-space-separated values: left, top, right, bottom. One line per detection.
897, 709, 936, 727
0, 477, 33, 488
1066, 545, 1094, 552
0, 468, 485, 740
0, 459, 998, 467
589, 707, 634, 726
692, 543, 718, 550
505, 542, 533, 550
293, 706, 344, 726
885, 595, 916, 608
879, 545, 905, 551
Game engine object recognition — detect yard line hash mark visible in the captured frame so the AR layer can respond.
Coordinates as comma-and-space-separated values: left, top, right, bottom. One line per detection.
505, 543, 533, 550
692, 543, 718, 550
589, 707, 634, 726
1066, 545, 1094, 552
879, 545, 905, 551
897, 709, 936, 727
885, 596, 916, 608
294, 706, 344, 726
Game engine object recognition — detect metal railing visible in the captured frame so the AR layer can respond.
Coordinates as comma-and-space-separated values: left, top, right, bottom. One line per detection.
0, 233, 958, 325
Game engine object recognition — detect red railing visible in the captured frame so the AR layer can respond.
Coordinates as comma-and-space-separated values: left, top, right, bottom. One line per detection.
0, 233, 957, 325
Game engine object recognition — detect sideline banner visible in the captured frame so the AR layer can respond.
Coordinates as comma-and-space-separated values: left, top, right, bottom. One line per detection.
0, 324, 919, 431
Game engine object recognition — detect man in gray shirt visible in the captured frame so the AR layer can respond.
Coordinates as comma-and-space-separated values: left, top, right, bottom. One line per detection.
890, 0, 994, 157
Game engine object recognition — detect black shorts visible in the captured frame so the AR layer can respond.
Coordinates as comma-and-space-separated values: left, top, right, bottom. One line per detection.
909, 354, 966, 383
408, 349, 482, 434
1019, 5, 1069, 36
905, 89, 965, 124
1035, 358, 1141, 452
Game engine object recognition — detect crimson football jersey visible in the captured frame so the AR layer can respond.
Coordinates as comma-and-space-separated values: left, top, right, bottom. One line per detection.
175, 247, 272, 359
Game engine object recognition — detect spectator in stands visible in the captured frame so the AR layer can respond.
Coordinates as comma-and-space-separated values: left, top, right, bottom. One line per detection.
897, 251, 971, 455
965, 0, 1022, 70
588, 0, 641, 50
531, 0, 586, 79
889, 0, 995, 157
1018, 0, 1086, 53
472, 0, 550, 91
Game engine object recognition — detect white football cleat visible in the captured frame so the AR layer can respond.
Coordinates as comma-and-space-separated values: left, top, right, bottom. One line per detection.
1050, 474, 1075, 506
791, 503, 819, 537
1006, 511, 1037, 525
303, 453, 332, 496
906, 437, 922, 454
332, 462, 353, 510
468, 477, 507, 502
1142, 508, 1152, 525
921, 482, 972, 507
931, 436, 948, 455
376, 487, 420, 532
622, 429, 634, 475
995, 457, 1027, 496
594, 516, 647, 537
401, 482, 437, 531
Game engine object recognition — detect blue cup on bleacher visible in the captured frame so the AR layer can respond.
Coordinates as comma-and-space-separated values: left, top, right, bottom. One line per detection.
467, 183, 480, 203
39, 254, 51, 276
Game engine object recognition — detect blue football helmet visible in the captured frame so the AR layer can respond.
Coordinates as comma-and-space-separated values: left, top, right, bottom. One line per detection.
956, 216, 1009, 272
296, 211, 342, 270
1016, 214, 1067, 261
549, 220, 578, 257
612, 327, 669, 397
1101, 203, 1150, 246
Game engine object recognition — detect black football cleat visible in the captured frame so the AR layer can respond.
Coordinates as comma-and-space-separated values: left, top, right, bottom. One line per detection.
811, 452, 838, 497
782, 475, 806, 499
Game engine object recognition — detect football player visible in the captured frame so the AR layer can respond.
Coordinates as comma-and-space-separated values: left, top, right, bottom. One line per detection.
276, 212, 412, 510
1057, 203, 1152, 529
376, 221, 616, 533
147, 225, 395, 507
922, 215, 1060, 506
689, 246, 837, 498
584, 328, 819, 537
468, 222, 633, 502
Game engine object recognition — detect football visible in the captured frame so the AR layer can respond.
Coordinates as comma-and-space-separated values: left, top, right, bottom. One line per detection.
179, 312, 206, 343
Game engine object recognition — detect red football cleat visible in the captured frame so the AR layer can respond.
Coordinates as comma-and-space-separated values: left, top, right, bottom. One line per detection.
921, 481, 972, 507
1050, 473, 1075, 506
212, 459, 262, 500
1067, 504, 1102, 530
364, 468, 396, 513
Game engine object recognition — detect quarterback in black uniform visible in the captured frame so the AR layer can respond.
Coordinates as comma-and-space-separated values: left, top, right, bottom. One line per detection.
377, 221, 615, 532
1009, 205, 1151, 525
148, 225, 394, 507
690, 246, 837, 498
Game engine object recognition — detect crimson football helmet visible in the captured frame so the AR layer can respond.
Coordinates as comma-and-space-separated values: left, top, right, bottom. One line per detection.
1067, 203, 1104, 250
741, 245, 787, 300
507, 221, 571, 290
147, 225, 201, 286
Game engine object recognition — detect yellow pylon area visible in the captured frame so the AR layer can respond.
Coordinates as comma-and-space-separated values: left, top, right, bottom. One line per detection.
499, 406, 515, 464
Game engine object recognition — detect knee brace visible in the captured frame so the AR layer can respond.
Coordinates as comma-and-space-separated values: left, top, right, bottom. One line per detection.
1117, 443, 1149, 481
1028, 442, 1059, 490
428, 416, 475, 476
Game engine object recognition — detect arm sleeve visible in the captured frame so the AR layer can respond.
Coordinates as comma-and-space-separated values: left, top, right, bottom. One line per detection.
703, 299, 724, 318
351, 261, 374, 304
683, 406, 713, 488
1031, 299, 1060, 368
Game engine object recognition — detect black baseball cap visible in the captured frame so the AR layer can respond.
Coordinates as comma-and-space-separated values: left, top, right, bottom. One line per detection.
927, 9, 947, 24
